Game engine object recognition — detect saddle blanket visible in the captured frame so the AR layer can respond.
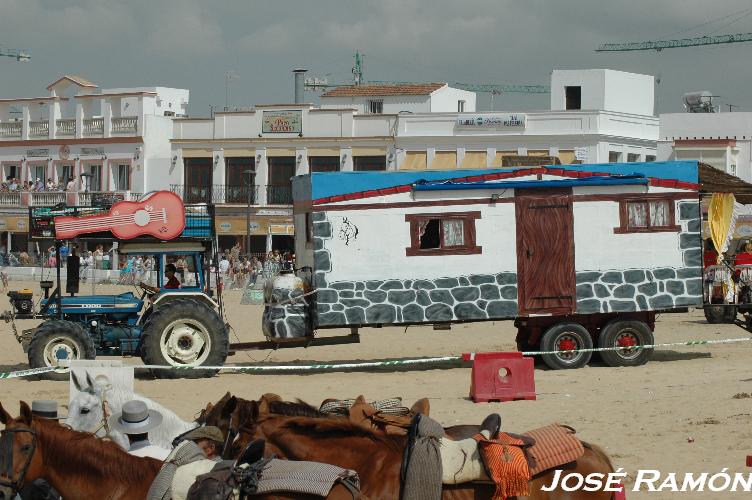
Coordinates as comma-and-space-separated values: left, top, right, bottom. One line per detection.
524, 424, 584, 476
171, 458, 359, 499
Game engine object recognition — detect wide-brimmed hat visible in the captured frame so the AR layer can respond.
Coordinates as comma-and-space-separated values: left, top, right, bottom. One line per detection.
108, 400, 163, 434
31, 400, 59, 420
184, 426, 224, 445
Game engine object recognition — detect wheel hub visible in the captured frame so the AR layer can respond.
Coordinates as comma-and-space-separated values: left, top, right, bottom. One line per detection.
161, 320, 209, 365
43, 337, 80, 372
558, 338, 577, 352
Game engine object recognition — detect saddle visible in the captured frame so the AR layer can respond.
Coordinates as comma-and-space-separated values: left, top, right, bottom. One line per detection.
320, 395, 430, 436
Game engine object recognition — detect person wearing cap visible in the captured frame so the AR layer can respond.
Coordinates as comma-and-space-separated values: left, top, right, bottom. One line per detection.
17, 402, 62, 500
184, 426, 225, 461
109, 400, 170, 460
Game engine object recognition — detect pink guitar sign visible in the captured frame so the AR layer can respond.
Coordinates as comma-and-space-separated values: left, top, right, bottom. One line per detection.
54, 191, 186, 241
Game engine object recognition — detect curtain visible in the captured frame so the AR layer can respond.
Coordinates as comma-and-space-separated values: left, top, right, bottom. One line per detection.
649, 201, 668, 227
709, 193, 738, 261
627, 203, 647, 228
442, 220, 464, 246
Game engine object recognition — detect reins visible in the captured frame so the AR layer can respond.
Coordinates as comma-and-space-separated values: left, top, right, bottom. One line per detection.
0, 427, 37, 495
88, 396, 113, 439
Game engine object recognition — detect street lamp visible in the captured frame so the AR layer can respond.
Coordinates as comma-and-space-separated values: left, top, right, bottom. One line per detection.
242, 169, 256, 255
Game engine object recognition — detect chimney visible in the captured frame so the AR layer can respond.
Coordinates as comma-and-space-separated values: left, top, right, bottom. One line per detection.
293, 68, 307, 104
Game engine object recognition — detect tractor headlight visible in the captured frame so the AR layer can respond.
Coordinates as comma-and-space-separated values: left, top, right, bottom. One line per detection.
91, 320, 98, 327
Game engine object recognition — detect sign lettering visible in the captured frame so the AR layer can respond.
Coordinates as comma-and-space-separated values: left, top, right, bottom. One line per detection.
456, 113, 526, 129
262, 110, 302, 134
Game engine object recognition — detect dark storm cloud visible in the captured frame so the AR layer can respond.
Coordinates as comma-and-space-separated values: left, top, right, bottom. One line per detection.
2, 0, 751, 114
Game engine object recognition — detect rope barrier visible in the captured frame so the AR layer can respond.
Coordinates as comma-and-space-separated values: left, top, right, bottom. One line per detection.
1, 335, 751, 379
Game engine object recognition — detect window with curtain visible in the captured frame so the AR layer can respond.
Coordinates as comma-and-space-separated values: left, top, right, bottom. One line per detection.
114, 164, 130, 190
405, 212, 481, 256
617, 199, 678, 233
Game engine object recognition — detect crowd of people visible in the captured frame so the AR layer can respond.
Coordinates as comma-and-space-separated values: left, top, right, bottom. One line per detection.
217, 242, 295, 289
1, 176, 78, 192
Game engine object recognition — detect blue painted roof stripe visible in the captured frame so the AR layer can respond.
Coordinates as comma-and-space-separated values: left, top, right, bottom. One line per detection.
309, 161, 698, 200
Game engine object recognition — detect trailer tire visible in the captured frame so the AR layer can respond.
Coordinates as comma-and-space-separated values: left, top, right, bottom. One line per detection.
704, 304, 736, 324
598, 320, 654, 367
28, 320, 96, 381
140, 298, 228, 379
540, 323, 592, 370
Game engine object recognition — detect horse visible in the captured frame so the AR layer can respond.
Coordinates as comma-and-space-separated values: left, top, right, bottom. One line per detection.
66, 371, 195, 449
203, 395, 616, 500
0, 402, 364, 500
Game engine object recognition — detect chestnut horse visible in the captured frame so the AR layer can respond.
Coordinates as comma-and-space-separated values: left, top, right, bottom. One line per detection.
0, 402, 363, 500
202, 396, 616, 500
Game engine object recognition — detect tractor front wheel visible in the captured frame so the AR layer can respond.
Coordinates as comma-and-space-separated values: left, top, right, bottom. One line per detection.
140, 299, 228, 379
28, 320, 96, 381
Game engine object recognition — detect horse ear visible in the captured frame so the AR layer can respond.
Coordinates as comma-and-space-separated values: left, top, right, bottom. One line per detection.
19, 401, 32, 425
85, 371, 95, 389
0, 402, 12, 425
71, 372, 83, 392
225, 396, 238, 415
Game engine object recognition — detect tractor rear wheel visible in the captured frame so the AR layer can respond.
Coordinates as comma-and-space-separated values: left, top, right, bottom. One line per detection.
140, 298, 228, 379
28, 320, 96, 381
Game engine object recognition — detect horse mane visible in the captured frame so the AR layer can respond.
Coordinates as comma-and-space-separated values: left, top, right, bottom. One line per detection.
272, 415, 398, 444
267, 399, 329, 418
33, 419, 162, 483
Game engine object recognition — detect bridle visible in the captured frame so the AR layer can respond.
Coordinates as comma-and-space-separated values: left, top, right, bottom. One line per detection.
86, 395, 113, 439
0, 427, 37, 495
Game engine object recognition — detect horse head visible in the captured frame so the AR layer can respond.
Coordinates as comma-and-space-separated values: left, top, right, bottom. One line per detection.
65, 372, 109, 436
0, 402, 42, 499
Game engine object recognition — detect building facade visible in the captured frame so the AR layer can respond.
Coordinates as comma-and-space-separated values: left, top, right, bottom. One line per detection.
658, 111, 752, 182
172, 69, 658, 254
0, 76, 188, 253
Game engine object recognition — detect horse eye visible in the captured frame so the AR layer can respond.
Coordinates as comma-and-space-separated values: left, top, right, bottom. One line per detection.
80, 408, 90, 414
21, 444, 32, 454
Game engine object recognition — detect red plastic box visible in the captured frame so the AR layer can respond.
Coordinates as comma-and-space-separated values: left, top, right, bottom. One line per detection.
462, 351, 536, 403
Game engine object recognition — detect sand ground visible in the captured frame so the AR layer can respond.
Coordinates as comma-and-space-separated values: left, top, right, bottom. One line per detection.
1, 281, 751, 498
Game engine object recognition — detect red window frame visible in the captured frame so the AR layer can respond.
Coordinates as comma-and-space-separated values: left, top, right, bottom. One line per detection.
615, 198, 680, 234
405, 211, 482, 256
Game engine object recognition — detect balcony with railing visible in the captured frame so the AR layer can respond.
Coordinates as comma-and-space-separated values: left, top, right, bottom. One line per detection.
56, 119, 76, 136
112, 116, 138, 134
0, 191, 141, 208
82, 118, 104, 136
0, 192, 21, 206
29, 121, 49, 138
267, 185, 293, 204
0, 122, 22, 138
170, 184, 260, 204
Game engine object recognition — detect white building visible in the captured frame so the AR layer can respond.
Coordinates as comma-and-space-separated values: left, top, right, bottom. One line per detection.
659, 111, 752, 182
0, 75, 189, 253
171, 68, 658, 254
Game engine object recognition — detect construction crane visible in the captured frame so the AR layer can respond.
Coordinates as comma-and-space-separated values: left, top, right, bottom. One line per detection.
0, 47, 30, 61
304, 51, 549, 97
597, 31, 752, 52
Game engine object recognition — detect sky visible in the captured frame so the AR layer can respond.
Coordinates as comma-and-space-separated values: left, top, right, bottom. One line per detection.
2, 0, 752, 116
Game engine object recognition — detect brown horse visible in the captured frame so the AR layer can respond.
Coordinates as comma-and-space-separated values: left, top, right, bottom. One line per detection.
204, 396, 616, 500
0, 402, 363, 500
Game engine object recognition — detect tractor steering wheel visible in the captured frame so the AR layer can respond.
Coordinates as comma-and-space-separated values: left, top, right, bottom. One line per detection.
138, 281, 158, 299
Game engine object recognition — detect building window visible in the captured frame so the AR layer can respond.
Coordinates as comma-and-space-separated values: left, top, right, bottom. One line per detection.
646, 155, 656, 162
627, 153, 640, 162
458, 100, 466, 112
309, 156, 340, 172
367, 100, 383, 114
730, 164, 737, 176
608, 151, 622, 163
114, 164, 130, 190
83, 164, 102, 191
615, 199, 680, 233
565, 86, 581, 110
30, 165, 46, 184
353, 156, 386, 171
405, 211, 482, 256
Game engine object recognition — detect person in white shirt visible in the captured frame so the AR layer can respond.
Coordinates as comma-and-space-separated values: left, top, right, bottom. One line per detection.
219, 256, 230, 275
108, 400, 170, 461
65, 176, 76, 191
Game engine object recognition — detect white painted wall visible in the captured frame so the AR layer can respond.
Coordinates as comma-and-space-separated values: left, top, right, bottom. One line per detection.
429, 87, 476, 112
551, 69, 654, 116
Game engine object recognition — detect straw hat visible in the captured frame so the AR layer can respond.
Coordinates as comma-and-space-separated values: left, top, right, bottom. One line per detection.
108, 400, 163, 434
31, 400, 59, 420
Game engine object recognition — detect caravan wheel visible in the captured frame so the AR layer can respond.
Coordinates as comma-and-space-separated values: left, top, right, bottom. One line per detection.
598, 320, 654, 367
540, 323, 593, 370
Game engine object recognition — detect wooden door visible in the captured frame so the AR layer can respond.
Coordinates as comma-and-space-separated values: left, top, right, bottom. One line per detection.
515, 188, 576, 316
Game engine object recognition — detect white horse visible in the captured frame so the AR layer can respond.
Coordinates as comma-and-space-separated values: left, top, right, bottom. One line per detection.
66, 371, 196, 450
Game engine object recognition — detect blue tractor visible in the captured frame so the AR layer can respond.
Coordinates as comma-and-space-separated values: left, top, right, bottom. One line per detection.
5, 198, 229, 380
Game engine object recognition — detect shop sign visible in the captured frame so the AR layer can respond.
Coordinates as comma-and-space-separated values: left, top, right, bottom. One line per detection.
256, 208, 292, 216
219, 222, 232, 232
269, 224, 294, 235
26, 149, 49, 157
249, 222, 261, 232
456, 113, 526, 129
262, 110, 302, 134
0, 219, 7, 229
574, 147, 588, 161
16, 220, 26, 230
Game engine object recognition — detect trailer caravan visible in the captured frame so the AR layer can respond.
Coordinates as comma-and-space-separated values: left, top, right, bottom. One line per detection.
264, 161, 703, 369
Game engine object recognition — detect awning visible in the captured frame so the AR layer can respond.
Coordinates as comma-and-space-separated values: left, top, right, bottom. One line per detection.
412, 175, 649, 191
699, 162, 752, 203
